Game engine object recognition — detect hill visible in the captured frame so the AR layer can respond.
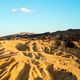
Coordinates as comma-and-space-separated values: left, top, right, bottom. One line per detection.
0, 29, 80, 80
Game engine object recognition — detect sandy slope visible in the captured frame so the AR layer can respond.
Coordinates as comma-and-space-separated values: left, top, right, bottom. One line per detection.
0, 39, 80, 80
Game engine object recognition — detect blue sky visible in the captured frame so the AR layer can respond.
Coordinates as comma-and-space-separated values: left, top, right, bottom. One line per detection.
0, 0, 80, 36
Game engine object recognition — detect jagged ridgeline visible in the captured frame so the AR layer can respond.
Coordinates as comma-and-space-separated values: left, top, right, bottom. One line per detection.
0, 29, 80, 80
0, 29, 80, 40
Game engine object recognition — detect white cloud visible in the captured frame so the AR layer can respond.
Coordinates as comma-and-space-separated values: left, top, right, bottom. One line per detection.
20, 8, 31, 12
12, 8, 32, 13
12, 9, 18, 13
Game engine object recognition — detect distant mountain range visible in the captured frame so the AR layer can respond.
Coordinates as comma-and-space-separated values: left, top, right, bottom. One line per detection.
0, 29, 80, 40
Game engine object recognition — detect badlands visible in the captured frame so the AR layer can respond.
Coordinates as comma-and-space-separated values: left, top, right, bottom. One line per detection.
0, 29, 80, 80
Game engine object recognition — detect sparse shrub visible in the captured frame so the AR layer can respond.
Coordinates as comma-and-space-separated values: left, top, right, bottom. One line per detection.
44, 47, 50, 53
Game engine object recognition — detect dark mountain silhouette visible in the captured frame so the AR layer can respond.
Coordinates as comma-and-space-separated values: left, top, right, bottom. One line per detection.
0, 29, 80, 41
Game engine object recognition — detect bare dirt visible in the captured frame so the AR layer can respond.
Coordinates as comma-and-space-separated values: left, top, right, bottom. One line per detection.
0, 38, 80, 80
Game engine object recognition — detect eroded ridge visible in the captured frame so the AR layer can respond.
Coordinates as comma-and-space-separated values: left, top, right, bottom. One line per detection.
0, 38, 80, 80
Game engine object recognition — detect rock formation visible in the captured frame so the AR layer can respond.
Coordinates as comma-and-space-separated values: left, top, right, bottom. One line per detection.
0, 29, 80, 80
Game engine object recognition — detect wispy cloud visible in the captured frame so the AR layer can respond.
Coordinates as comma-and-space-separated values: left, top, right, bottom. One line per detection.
12, 9, 18, 13
12, 8, 32, 13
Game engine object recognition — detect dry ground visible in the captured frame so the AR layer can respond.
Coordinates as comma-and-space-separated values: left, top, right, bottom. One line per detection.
0, 39, 80, 80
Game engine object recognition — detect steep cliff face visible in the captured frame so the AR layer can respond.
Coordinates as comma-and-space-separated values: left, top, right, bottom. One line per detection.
0, 29, 80, 80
